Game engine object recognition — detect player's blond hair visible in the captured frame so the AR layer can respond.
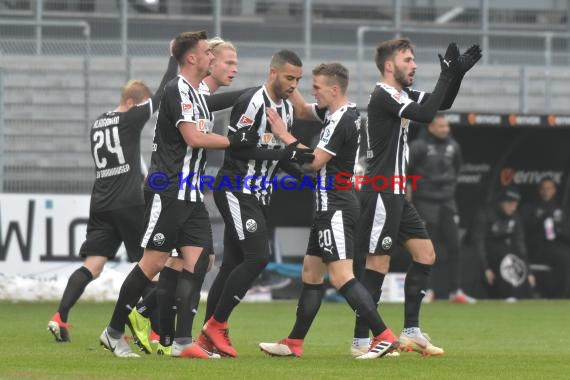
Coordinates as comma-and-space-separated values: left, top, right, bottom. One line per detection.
208, 37, 237, 56
120, 80, 152, 105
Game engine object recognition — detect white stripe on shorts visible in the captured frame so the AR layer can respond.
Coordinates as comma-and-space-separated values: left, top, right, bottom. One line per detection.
331, 210, 346, 260
141, 194, 162, 248
226, 192, 245, 240
369, 194, 386, 253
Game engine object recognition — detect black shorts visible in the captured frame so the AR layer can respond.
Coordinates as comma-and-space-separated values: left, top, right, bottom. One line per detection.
141, 192, 212, 252
357, 191, 429, 256
79, 204, 145, 262
214, 190, 270, 250
306, 208, 359, 263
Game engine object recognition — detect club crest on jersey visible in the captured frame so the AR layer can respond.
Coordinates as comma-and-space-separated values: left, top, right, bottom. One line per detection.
237, 114, 254, 128
245, 219, 257, 232
153, 233, 165, 247
381, 236, 393, 250
320, 127, 332, 144
181, 102, 193, 115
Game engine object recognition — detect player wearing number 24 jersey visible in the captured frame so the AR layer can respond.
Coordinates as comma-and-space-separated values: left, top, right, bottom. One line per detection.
47, 48, 178, 343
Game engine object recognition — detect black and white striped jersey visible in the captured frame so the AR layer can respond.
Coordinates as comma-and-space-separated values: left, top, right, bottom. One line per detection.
312, 104, 360, 212
361, 82, 426, 194
89, 101, 154, 212
145, 75, 213, 202
216, 85, 294, 205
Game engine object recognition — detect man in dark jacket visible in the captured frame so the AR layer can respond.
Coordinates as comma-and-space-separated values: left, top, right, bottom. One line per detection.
408, 114, 475, 303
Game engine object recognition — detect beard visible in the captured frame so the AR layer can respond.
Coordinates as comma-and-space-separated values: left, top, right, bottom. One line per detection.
272, 81, 287, 99
394, 67, 412, 88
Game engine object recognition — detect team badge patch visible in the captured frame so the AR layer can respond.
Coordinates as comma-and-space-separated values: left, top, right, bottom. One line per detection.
181, 102, 193, 115
381, 236, 393, 250
153, 233, 165, 247
237, 114, 254, 128
245, 219, 257, 233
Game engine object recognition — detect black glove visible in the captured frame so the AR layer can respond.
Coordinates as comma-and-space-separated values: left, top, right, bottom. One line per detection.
438, 42, 461, 81
228, 127, 259, 149
281, 145, 315, 164
458, 44, 482, 75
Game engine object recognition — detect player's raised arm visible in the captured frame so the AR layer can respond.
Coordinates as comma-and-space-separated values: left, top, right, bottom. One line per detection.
399, 43, 462, 123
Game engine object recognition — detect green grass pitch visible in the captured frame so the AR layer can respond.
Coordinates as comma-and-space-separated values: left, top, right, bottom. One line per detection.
1, 300, 569, 379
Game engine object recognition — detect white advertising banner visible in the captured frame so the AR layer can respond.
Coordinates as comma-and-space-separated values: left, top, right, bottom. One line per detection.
0, 194, 134, 300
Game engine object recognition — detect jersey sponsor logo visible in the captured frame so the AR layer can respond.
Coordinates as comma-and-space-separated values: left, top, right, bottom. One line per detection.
181, 102, 193, 115
261, 133, 279, 146
245, 219, 257, 232
237, 114, 254, 128
153, 233, 165, 247
381, 236, 393, 250
196, 119, 212, 133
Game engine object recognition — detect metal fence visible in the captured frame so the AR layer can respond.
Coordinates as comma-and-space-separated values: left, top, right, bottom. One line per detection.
2, 0, 570, 193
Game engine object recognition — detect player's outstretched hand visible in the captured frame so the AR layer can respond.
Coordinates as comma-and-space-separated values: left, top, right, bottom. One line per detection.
458, 44, 482, 75
438, 42, 461, 80
228, 126, 259, 149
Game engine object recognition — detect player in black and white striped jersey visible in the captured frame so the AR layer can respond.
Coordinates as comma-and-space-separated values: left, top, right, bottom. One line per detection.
354, 38, 481, 357
47, 42, 178, 344
199, 50, 315, 358
99, 30, 259, 359
258, 62, 399, 360
125, 37, 261, 356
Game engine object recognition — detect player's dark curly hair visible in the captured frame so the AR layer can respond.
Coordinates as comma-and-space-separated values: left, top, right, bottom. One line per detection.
375, 38, 414, 75
172, 30, 208, 65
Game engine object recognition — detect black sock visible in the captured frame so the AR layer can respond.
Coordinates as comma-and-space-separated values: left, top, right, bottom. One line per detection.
157, 266, 179, 346
150, 308, 160, 334
289, 283, 323, 340
174, 269, 202, 341
58, 266, 93, 322
109, 264, 151, 333
404, 261, 432, 328
137, 285, 158, 318
339, 278, 387, 337
213, 252, 269, 323
187, 252, 209, 326
354, 269, 385, 338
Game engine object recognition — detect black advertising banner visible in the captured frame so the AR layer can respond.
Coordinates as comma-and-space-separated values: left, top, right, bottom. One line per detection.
441, 113, 570, 231
271, 113, 570, 232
